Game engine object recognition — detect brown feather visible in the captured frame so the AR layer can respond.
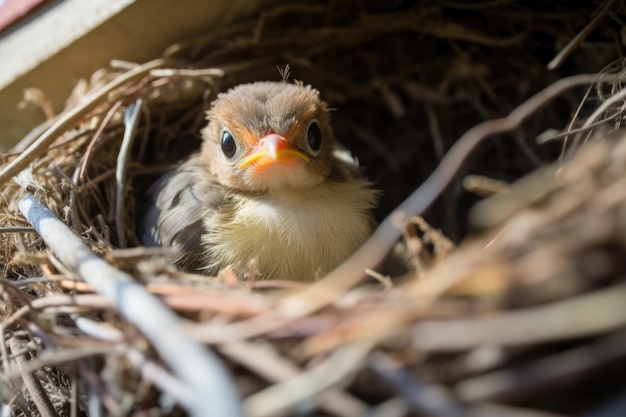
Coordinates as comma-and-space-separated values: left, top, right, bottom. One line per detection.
140, 81, 378, 280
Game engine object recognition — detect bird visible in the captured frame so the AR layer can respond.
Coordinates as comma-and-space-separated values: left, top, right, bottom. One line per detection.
140, 81, 378, 281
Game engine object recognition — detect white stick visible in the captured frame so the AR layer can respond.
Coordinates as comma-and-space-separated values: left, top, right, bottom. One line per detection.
115, 99, 143, 248
19, 193, 245, 417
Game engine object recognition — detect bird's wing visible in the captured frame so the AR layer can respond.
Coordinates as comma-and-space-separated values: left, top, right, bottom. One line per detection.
140, 154, 224, 271
330, 144, 364, 181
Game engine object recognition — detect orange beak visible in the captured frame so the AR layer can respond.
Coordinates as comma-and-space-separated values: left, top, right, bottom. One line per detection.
238, 133, 309, 170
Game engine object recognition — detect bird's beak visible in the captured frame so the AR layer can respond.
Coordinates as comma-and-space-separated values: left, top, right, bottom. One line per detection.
238, 133, 309, 170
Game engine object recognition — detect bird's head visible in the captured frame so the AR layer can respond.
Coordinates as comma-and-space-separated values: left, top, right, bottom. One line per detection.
201, 81, 335, 192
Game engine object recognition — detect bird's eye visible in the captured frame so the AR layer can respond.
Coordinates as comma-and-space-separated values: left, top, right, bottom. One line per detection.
221, 130, 237, 159
306, 121, 322, 154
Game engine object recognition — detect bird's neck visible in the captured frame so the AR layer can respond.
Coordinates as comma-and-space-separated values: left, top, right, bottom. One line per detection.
237, 178, 351, 203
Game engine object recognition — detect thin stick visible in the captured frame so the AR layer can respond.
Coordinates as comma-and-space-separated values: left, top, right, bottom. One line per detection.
78, 360, 122, 417
547, 0, 616, 70
411, 283, 626, 352
580, 83, 626, 130
115, 99, 143, 248
9, 338, 60, 417
368, 352, 466, 417
149, 68, 225, 78
73, 314, 196, 411
425, 101, 445, 160
0, 325, 9, 378
125, 348, 203, 412
3, 294, 113, 329
77, 100, 124, 183
0, 59, 167, 188
70, 369, 78, 417
537, 113, 619, 144
0, 227, 35, 234
244, 342, 373, 417
457, 330, 626, 402
18, 193, 245, 417
221, 341, 367, 417
7, 344, 118, 378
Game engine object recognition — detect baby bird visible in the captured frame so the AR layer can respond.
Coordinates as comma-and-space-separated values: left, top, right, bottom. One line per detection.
140, 81, 377, 281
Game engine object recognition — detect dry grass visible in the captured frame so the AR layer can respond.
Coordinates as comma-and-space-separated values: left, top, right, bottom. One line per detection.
1, 1, 626, 416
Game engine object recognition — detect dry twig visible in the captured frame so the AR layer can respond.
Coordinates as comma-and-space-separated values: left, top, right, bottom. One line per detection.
18, 193, 245, 417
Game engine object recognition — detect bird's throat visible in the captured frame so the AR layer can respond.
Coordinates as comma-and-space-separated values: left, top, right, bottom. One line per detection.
201, 179, 376, 281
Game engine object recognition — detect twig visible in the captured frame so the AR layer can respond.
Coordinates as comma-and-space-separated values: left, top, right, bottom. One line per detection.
0, 325, 9, 378
462, 175, 509, 197
220, 341, 367, 417
0, 280, 34, 316
579, 82, 626, 130
7, 344, 118, 378
411, 283, 626, 352
10, 119, 54, 153
537, 113, 619, 144
9, 338, 60, 417
457, 330, 626, 401
372, 353, 570, 417
125, 347, 196, 411
3, 294, 112, 329
149, 68, 225, 78
561, 82, 626, 156
364, 269, 393, 290
558, 70, 597, 159
18, 193, 245, 417
78, 360, 122, 417
77, 100, 124, 183
105, 246, 170, 261
0, 59, 167, 188
468, 164, 559, 229
244, 341, 373, 417
73, 314, 196, 412
547, 0, 616, 70
0, 227, 35, 234
70, 369, 78, 417
0, 327, 31, 414
364, 398, 410, 417
72, 315, 125, 342
368, 351, 467, 417
58, 279, 271, 316
425, 101, 445, 159
115, 99, 144, 248
136, 104, 152, 163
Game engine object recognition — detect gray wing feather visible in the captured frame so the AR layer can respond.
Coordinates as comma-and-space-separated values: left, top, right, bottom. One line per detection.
140, 155, 223, 271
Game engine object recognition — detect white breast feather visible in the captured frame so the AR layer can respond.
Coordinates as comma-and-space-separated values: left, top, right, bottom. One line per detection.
202, 180, 376, 280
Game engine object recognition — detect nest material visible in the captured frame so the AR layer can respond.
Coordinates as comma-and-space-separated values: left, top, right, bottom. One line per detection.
2, 1, 626, 416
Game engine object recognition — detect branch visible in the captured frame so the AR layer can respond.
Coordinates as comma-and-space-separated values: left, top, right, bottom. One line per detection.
18, 193, 245, 417
411, 283, 626, 352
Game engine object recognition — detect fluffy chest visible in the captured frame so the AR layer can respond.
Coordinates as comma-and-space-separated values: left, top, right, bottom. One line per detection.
202, 181, 375, 280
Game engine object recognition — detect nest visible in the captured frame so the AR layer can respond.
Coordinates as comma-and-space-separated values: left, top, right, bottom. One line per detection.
2, 1, 626, 416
